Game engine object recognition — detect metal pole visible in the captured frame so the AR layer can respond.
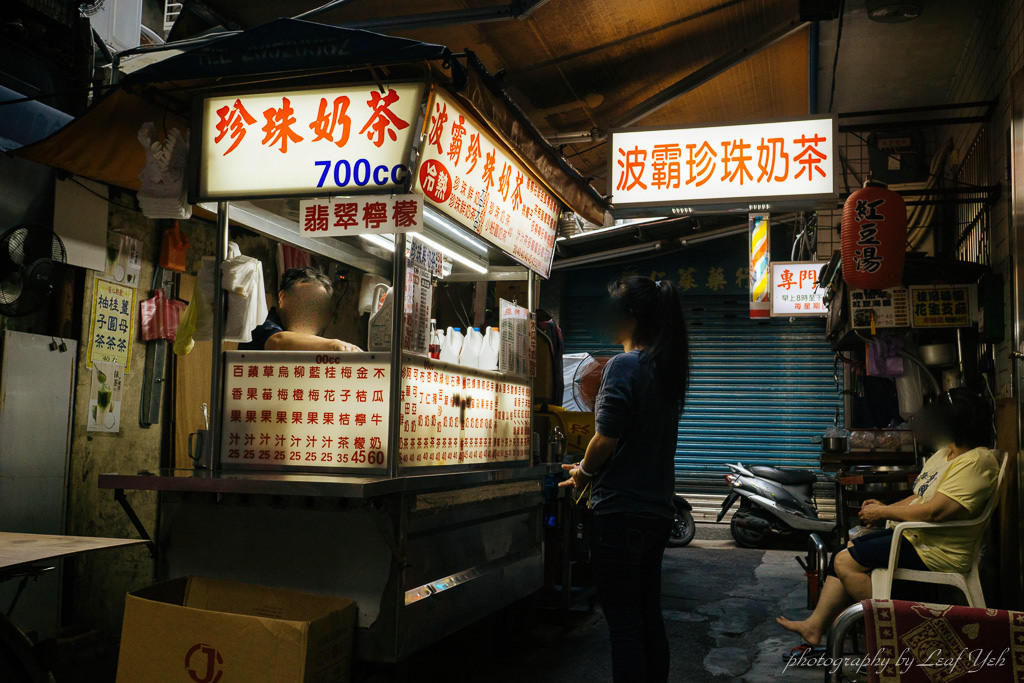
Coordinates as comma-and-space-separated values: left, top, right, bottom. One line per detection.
527, 271, 537, 463
387, 233, 408, 479
207, 201, 229, 470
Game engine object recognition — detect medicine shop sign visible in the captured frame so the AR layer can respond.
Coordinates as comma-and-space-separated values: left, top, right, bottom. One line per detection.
609, 116, 836, 210
413, 90, 561, 278
197, 83, 425, 200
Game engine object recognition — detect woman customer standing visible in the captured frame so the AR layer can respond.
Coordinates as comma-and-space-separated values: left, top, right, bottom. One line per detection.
560, 276, 690, 683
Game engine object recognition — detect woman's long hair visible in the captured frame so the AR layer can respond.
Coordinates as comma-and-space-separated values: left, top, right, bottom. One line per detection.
608, 276, 690, 412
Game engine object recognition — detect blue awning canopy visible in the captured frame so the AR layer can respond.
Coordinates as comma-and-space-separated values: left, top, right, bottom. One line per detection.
0, 85, 74, 152
120, 18, 463, 88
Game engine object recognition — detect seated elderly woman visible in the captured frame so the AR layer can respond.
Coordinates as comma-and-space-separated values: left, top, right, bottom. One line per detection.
777, 388, 1000, 647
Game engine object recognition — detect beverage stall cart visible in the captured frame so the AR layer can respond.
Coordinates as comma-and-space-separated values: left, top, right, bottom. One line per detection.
39, 20, 611, 662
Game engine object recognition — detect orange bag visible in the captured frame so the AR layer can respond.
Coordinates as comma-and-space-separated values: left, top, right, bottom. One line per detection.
159, 221, 189, 272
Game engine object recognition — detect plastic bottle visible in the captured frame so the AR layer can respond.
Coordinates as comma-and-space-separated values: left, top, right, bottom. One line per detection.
479, 326, 500, 371
439, 327, 463, 364
428, 319, 441, 359
460, 327, 484, 367
367, 283, 393, 352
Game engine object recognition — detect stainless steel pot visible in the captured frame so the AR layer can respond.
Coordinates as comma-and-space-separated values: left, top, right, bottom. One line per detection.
919, 343, 957, 367
822, 436, 847, 452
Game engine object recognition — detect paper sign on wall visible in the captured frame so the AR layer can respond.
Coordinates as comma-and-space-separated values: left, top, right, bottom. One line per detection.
87, 278, 136, 370
87, 361, 123, 433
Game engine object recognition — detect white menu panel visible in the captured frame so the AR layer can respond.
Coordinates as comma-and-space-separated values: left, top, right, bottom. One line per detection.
222, 351, 389, 469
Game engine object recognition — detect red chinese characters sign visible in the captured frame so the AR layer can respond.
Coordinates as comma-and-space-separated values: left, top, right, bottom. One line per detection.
298, 195, 423, 236
413, 90, 561, 278
221, 351, 390, 470
199, 84, 424, 200
609, 117, 835, 209
399, 356, 530, 467
770, 261, 827, 317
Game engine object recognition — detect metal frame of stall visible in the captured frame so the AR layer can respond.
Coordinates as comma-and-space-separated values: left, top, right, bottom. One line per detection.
99, 73, 562, 662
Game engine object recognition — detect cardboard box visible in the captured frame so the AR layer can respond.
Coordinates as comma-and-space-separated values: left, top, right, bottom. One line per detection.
116, 576, 355, 683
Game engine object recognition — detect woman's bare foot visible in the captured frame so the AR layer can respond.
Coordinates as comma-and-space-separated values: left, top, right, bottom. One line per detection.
776, 615, 823, 647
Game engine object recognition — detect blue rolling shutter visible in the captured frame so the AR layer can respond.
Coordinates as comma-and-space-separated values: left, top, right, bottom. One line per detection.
562, 294, 841, 521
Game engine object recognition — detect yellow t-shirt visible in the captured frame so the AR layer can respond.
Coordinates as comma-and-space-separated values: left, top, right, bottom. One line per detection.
899, 447, 999, 573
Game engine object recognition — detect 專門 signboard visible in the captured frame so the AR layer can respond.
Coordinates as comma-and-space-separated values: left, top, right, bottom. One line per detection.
197, 83, 425, 200
413, 90, 561, 278
609, 116, 836, 211
770, 261, 827, 317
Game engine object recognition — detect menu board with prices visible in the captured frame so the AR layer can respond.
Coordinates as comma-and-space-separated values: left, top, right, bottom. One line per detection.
909, 285, 976, 328
398, 362, 463, 466
221, 351, 389, 470
499, 299, 535, 376
403, 237, 439, 355
399, 356, 531, 468
849, 287, 909, 330
413, 89, 560, 277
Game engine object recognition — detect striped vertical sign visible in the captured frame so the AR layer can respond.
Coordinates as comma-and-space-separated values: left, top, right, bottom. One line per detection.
749, 212, 770, 318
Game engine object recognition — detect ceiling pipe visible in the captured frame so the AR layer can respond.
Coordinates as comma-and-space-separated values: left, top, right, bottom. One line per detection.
610, 19, 810, 129
329, 0, 550, 32
552, 242, 664, 270
293, 0, 363, 21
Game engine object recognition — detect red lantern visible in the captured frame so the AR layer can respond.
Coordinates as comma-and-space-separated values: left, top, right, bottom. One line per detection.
841, 181, 907, 290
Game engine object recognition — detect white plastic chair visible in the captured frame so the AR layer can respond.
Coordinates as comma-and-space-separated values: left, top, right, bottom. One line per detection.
870, 451, 1008, 608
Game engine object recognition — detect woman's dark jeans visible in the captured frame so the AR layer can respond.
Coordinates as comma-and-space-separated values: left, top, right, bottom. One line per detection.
591, 511, 673, 683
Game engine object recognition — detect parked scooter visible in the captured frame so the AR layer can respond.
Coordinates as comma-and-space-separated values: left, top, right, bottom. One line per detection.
717, 463, 836, 548
668, 494, 696, 547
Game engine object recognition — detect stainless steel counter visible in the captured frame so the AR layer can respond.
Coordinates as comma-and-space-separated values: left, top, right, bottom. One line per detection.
97, 464, 557, 499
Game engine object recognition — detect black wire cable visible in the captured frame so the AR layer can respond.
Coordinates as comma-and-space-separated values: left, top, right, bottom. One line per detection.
827, 0, 846, 114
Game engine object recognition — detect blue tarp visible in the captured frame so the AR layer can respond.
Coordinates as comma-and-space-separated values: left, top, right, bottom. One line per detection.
121, 18, 463, 87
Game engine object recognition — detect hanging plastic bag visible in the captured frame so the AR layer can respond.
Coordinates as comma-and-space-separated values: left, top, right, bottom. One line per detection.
159, 221, 190, 272
140, 288, 187, 342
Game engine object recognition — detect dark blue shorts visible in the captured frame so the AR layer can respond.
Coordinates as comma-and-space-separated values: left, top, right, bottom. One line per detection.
847, 529, 928, 570
826, 529, 928, 576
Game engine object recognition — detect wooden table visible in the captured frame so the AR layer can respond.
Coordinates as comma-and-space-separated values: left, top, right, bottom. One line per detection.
0, 532, 145, 573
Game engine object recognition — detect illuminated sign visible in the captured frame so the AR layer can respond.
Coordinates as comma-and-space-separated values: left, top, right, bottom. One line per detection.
298, 194, 423, 236
197, 83, 425, 200
749, 213, 770, 319
609, 116, 836, 210
770, 261, 827, 317
413, 90, 560, 278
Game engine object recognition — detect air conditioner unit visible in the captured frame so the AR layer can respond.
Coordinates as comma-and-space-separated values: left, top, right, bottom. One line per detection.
89, 0, 143, 53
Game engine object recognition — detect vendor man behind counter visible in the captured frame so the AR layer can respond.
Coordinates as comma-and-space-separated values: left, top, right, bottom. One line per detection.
240, 267, 362, 352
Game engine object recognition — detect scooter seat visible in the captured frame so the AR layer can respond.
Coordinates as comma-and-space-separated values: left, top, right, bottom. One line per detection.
748, 465, 817, 486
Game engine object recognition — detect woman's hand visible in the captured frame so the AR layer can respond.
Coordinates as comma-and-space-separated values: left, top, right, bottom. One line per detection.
859, 501, 888, 526
861, 499, 883, 508
558, 463, 592, 489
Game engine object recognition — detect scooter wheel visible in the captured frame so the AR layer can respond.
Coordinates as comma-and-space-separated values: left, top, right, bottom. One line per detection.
730, 510, 771, 548
667, 507, 695, 547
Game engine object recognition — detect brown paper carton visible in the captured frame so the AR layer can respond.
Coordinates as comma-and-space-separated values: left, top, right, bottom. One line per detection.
116, 576, 355, 683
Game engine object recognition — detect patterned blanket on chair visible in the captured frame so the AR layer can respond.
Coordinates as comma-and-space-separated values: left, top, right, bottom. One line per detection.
862, 599, 1024, 682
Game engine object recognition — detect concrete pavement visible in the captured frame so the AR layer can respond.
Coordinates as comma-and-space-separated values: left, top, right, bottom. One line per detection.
363, 524, 832, 682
